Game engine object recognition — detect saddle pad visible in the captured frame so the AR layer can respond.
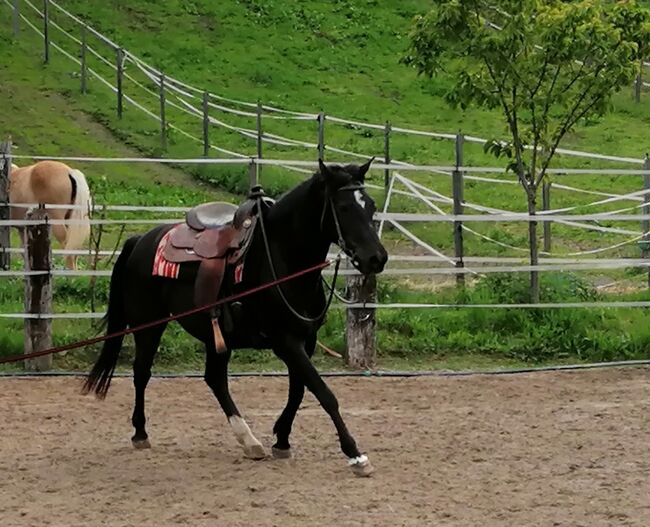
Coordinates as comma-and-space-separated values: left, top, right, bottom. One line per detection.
153, 229, 181, 279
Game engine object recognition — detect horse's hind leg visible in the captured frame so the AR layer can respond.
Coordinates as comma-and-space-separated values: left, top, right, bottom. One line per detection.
51, 224, 76, 270
271, 333, 316, 458
203, 345, 266, 460
131, 324, 166, 449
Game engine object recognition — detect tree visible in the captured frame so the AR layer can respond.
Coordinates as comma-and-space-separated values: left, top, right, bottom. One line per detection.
403, 0, 650, 302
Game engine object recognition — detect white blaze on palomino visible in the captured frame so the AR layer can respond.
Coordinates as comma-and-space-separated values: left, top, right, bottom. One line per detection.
354, 189, 366, 209
228, 415, 267, 459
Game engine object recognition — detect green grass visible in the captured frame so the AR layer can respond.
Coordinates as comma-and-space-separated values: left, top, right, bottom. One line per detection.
2, 1, 650, 371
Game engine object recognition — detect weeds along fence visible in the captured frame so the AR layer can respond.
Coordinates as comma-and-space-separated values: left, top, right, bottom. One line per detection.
4, 153, 650, 369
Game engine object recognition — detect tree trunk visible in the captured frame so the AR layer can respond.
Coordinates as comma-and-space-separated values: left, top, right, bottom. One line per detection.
527, 191, 540, 304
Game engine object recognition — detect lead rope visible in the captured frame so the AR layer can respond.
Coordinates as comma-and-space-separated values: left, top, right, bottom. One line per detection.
257, 196, 341, 324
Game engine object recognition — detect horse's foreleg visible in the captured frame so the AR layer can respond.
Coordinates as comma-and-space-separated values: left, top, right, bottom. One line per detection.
131, 325, 165, 449
271, 334, 316, 458
203, 345, 266, 460
275, 334, 373, 477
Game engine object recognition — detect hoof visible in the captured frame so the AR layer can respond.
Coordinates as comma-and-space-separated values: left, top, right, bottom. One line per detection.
349, 455, 374, 477
244, 443, 267, 460
132, 438, 151, 450
272, 446, 292, 459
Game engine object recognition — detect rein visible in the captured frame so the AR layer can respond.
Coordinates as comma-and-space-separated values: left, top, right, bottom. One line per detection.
257, 194, 341, 324
0, 260, 331, 366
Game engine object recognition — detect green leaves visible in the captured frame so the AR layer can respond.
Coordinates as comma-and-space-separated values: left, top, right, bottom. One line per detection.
404, 0, 650, 182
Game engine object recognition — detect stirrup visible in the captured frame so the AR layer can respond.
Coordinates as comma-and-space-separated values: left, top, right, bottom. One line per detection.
211, 318, 227, 353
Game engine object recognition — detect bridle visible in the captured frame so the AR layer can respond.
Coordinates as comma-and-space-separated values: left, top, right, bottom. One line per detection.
256, 183, 366, 324
320, 182, 365, 261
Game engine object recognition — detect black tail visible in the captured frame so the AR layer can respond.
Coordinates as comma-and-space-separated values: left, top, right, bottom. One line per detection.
64, 173, 78, 220
82, 235, 140, 399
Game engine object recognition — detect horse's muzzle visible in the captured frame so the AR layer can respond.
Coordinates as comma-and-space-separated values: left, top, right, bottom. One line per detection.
351, 248, 388, 275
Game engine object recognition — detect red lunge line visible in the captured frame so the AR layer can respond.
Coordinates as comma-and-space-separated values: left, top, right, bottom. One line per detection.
0, 260, 331, 366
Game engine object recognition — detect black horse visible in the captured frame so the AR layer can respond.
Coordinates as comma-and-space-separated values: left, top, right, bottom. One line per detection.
83, 159, 387, 477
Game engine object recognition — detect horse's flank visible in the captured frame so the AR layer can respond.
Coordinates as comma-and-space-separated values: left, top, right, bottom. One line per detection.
10, 160, 92, 269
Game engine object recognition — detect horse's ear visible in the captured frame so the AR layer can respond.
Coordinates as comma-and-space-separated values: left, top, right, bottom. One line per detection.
318, 158, 329, 178
317, 158, 331, 184
358, 156, 375, 181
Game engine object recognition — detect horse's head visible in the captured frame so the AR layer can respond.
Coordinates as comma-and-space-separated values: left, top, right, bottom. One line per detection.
317, 158, 388, 275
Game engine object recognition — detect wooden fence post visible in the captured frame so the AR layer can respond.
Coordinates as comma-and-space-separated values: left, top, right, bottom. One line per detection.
159, 73, 167, 151
452, 133, 465, 287
116, 48, 124, 119
80, 25, 87, 94
12, 0, 19, 37
202, 91, 210, 157
542, 181, 552, 252
24, 207, 53, 372
344, 272, 377, 370
635, 62, 642, 103
256, 101, 263, 181
345, 146, 380, 368
384, 121, 391, 200
0, 140, 11, 270
317, 112, 325, 160
642, 154, 650, 289
43, 0, 49, 64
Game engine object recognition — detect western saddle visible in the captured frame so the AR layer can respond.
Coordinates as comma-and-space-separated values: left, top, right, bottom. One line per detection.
162, 186, 270, 352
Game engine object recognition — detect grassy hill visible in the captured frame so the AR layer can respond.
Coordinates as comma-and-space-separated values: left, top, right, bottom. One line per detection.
2, 0, 650, 370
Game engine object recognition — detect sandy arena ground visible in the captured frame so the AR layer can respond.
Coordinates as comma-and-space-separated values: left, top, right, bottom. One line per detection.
1, 368, 650, 526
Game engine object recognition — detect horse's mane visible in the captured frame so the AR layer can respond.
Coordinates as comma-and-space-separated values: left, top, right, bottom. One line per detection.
266, 173, 319, 220
271, 165, 358, 210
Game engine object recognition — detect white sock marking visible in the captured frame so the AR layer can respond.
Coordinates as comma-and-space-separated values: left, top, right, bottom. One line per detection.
228, 415, 262, 448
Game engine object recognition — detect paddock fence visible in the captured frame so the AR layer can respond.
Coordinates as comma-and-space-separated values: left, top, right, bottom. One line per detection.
3, 0, 649, 169
4, 2, 650, 371
3, 157, 650, 308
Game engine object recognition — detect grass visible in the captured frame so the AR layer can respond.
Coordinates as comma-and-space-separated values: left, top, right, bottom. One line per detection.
2, 270, 650, 372
4, 0, 649, 263
2, 1, 650, 371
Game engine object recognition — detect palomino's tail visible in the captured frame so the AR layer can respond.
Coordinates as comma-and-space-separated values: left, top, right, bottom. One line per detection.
82, 235, 139, 399
64, 168, 92, 254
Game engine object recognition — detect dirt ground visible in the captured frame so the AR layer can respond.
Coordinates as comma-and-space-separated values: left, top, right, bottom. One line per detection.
1, 368, 650, 527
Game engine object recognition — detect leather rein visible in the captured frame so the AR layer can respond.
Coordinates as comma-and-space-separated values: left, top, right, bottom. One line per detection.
256, 184, 363, 324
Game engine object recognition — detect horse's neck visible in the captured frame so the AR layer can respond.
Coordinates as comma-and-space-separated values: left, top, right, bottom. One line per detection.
264, 180, 330, 269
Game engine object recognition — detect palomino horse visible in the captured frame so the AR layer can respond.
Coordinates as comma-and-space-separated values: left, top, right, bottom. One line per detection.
83, 159, 388, 476
10, 160, 92, 269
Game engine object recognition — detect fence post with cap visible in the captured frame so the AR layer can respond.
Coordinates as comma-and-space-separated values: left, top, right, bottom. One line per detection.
642, 154, 650, 289
0, 139, 11, 270
452, 133, 465, 287
24, 206, 53, 372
